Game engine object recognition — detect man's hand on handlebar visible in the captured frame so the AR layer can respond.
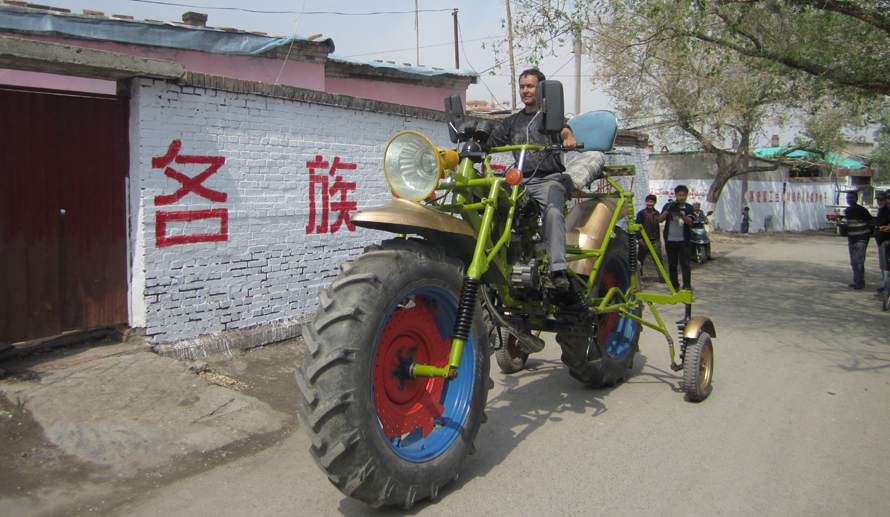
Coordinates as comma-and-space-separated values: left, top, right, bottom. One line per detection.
562, 135, 578, 150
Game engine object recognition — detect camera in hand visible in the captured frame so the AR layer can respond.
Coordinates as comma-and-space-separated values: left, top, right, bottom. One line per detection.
669, 203, 680, 214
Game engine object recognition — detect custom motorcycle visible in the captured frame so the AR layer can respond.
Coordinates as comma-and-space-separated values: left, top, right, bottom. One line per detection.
296, 81, 716, 508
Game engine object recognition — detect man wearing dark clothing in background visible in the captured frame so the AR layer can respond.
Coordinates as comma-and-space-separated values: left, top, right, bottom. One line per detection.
489, 68, 577, 290
874, 190, 890, 296
659, 185, 695, 291
844, 191, 874, 290
741, 206, 751, 234
635, 194, 665, 281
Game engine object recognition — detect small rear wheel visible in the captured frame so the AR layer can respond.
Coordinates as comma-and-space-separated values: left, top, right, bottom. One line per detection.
683, 333, 714, 402
495, 334, 529, 373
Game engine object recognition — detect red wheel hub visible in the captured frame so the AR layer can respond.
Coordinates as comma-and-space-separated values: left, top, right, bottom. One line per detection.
598, 269, 619, 342
372, 296, 449, 441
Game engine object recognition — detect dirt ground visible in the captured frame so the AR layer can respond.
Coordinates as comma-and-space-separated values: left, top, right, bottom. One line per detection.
0, 337, 307, 516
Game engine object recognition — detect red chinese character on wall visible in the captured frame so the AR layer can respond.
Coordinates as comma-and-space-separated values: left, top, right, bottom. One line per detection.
306, 155, 358, 234
153, 140, 229, 246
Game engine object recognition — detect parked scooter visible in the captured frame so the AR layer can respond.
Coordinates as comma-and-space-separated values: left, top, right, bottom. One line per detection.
690, 210, 713, 264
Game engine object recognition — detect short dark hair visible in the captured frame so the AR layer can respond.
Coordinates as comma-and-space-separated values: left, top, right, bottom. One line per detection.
847, 191, 858, 201
519, 68, 546, 83
674, 185, 689, 194
645, 194, 657, 202
744, 206, 750, 211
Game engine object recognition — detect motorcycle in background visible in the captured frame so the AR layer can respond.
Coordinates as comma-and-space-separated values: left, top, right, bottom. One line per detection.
690, 211, 713, 264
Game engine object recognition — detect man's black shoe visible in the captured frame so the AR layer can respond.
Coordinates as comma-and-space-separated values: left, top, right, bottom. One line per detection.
852, 284, 865, 290
553, 271, 570, 291
681, 285, 692, 291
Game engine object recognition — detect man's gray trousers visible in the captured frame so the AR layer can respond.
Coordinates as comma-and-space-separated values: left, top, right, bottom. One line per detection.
523, 173, 572, 272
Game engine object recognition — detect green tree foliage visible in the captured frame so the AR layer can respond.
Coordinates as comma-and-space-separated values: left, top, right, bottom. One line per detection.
872, 113, 890, 183
502, 0, 883, 202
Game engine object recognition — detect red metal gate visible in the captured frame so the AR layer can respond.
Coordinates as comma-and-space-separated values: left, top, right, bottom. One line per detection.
0, 86, 129, 344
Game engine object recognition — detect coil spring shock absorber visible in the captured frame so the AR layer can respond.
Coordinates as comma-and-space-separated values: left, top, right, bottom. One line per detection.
627, 232, 638, 272
452, 277, 481, 342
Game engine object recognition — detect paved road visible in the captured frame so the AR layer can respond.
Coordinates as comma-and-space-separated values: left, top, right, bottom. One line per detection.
116, 232, 890, 516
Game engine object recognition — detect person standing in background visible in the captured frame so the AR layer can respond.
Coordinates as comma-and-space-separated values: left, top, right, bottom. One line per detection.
658, 185, 695, 291
844, 191, 874, 290
741, 206, 751, 234
635, 194, 665, 281
875, 190, 890, 296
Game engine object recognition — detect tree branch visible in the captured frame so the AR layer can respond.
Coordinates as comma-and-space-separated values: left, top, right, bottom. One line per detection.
685, 30, 890, 94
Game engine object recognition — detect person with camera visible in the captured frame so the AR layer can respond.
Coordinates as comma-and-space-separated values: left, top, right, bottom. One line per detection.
658, 185, 695, 291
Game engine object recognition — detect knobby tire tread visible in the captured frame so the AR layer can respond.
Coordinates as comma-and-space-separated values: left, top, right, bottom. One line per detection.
557, 228, 640, 387
296, 238, 490, 508
683, 334, 713, 402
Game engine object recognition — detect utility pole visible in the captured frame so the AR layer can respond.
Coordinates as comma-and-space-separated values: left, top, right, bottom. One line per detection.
573, 27, 582, 115
415, 0, 420, 66
505, 0, 516, 111
452, 9, 459, 69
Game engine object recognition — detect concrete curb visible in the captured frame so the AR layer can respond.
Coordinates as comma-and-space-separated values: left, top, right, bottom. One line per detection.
152, 318, 306, 361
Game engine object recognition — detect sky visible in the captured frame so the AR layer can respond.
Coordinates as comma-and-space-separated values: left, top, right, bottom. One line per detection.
11, 0, 875, 148
32, 0, 612, 114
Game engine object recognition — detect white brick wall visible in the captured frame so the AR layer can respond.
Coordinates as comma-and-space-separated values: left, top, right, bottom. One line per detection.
129, 79, 451, 342
128, 79, 650, 343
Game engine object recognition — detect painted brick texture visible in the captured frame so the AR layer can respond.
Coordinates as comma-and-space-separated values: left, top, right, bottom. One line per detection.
130, 79, 449, 343
129, 79, 649, 343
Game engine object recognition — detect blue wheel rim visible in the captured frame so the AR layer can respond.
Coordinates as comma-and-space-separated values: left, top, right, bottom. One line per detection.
601, 253, 641, 360
371, 285, 476, 463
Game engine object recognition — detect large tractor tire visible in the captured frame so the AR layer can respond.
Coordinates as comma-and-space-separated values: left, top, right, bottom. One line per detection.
557, 228, 641, 387
296, 238, 490, 509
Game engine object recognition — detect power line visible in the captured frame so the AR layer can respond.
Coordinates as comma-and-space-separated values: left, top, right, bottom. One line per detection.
129, 0, 455, 16
457, 19, 505, 108
345, 36, 502, 59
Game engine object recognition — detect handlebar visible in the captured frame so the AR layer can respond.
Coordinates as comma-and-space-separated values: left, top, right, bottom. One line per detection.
547, 142, 584, 152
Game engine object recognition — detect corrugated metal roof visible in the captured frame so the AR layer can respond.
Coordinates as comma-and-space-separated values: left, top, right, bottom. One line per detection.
0, 4, 478, 81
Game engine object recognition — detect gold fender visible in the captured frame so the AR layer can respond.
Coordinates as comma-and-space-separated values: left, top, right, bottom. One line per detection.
352, 198, 507, 284
565, 198, 620, 276
683, 316, 717, 341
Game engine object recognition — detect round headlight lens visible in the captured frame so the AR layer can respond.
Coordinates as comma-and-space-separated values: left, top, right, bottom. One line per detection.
384, 131, 442, 201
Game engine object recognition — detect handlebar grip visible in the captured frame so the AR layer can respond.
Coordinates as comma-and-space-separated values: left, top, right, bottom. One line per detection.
575, 142, 584, 150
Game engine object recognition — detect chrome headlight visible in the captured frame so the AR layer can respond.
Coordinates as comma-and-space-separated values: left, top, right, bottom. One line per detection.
384, 131, 447, 201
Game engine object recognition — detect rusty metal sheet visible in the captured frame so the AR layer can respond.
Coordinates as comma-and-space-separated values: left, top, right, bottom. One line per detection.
0, 86, 128, 343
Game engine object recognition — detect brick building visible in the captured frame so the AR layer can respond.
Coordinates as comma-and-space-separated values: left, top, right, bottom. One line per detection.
0, 3, 649, 355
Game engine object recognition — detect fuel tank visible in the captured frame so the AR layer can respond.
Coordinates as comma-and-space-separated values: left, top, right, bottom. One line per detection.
565, 198, 620, 276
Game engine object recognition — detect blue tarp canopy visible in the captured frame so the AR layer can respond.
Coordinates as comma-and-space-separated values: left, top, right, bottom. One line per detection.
0, 5, 299, 55
328, 55, 478, 81
753, 147, 865, 169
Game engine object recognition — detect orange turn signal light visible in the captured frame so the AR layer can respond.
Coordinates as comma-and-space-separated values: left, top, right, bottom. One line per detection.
505, 168, 523, 186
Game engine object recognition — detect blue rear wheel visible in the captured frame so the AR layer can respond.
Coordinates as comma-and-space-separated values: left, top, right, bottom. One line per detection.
557, 228, 641, 386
